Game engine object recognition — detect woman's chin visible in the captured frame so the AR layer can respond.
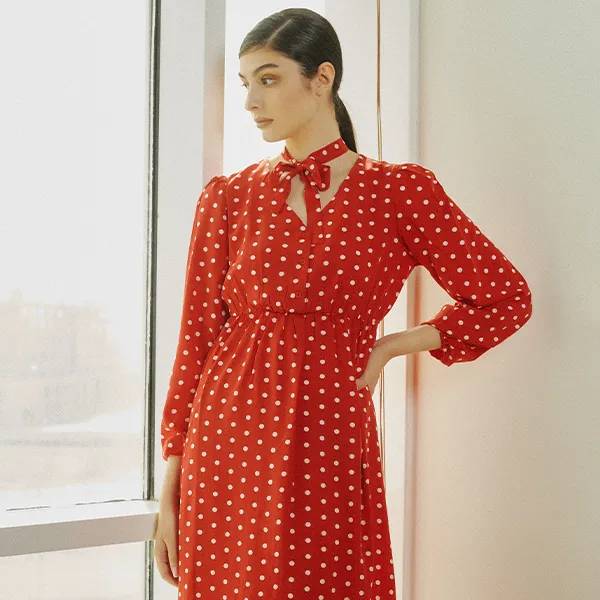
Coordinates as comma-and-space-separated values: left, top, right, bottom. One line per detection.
261, 130, 281, 142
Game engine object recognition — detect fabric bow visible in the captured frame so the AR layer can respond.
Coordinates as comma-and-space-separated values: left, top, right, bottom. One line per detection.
269, 137, 349, 244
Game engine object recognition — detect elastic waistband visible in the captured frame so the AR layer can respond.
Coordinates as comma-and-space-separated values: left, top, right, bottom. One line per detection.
231, 305, 348, 322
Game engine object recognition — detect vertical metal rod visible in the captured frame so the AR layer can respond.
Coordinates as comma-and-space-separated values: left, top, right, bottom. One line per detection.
144, 0, 162, 598
375, 0, 386, 482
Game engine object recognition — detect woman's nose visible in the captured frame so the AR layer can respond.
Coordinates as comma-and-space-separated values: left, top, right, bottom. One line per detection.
244, 87, 261, 112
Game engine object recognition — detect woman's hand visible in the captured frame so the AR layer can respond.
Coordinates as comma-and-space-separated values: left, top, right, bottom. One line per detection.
355, 340, 391, 395
153, 458, 182, 588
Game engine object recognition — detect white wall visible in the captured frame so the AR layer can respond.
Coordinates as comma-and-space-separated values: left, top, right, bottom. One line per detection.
414, 2, 600, 599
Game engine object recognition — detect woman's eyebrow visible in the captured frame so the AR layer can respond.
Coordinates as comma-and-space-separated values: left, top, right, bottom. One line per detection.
238, 63, 280, 79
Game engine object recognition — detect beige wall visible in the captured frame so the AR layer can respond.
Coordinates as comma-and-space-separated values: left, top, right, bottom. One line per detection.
414, 2, 600, 599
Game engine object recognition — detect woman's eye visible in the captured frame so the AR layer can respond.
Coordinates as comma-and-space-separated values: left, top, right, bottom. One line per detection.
240, 77, 274, 89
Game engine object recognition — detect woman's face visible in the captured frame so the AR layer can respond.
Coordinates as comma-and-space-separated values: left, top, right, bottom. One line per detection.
238, 47, 321, 142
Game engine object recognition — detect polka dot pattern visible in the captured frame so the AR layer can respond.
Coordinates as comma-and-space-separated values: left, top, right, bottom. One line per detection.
391, 163, 533, 366
160, 139, 533, 599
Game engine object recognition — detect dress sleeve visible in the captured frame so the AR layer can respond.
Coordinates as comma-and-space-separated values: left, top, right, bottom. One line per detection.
392, 163, 533, 366
160, 174, 230, 461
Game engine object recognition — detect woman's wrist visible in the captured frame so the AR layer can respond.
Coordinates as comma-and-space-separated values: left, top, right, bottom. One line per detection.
167, 454, 182, 467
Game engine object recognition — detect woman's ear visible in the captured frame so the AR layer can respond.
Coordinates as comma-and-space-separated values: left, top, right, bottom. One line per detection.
314, 62, 336, 96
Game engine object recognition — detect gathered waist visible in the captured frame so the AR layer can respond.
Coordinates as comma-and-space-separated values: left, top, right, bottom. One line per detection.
221, 303, 376, 376
230, 304, 350, 323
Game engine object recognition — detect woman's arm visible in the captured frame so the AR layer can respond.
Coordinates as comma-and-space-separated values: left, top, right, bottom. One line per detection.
160, 175, 230, 461
379, 324, 442, 361
391, 163, 533, 366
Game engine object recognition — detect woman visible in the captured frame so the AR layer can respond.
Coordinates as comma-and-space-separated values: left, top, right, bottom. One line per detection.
153, 8, 533, 599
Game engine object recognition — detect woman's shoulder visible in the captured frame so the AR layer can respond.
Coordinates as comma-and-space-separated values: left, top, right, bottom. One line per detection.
222, 157, 271, 183
197, 159, 267, 199
362, 155, 434, 175
364, 158, 444, 194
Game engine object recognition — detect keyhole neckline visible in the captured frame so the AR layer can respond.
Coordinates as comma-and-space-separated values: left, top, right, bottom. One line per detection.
262, 151, 365, 233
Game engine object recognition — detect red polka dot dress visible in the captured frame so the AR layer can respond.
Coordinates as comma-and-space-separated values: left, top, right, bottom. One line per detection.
160, 137, 533, 599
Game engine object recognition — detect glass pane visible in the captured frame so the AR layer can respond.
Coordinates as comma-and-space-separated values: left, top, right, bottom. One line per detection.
0, 542, 145, 600
0, 1, 150, 510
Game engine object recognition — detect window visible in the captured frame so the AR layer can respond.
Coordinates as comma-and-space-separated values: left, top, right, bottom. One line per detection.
0, 1, 155, 595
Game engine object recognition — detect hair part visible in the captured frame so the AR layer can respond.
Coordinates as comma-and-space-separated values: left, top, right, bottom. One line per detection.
239, 8, 357, 153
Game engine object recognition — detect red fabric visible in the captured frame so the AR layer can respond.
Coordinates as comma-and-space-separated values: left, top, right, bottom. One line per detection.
160, 138, 532, 598
269, 138, 348, 243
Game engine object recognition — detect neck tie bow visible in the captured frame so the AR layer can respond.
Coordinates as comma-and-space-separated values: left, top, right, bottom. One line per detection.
269, 137, 349, 245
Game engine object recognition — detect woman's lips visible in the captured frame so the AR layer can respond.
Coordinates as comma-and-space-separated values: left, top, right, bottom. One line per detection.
256, 119, 273, 127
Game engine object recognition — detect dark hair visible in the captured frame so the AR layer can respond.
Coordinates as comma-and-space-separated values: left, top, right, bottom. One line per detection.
239, 8, 357, 153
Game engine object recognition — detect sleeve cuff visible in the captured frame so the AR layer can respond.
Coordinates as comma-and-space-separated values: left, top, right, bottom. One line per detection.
161, 432, 186, 462
419, 322, 457, 366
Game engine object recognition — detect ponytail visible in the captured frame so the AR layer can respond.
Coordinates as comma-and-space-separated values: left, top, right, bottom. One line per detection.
333, 93, 357, 153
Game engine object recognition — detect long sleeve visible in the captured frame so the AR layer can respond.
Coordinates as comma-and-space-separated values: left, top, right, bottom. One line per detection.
392, 163, 533, 366
160, 174, 230, 460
